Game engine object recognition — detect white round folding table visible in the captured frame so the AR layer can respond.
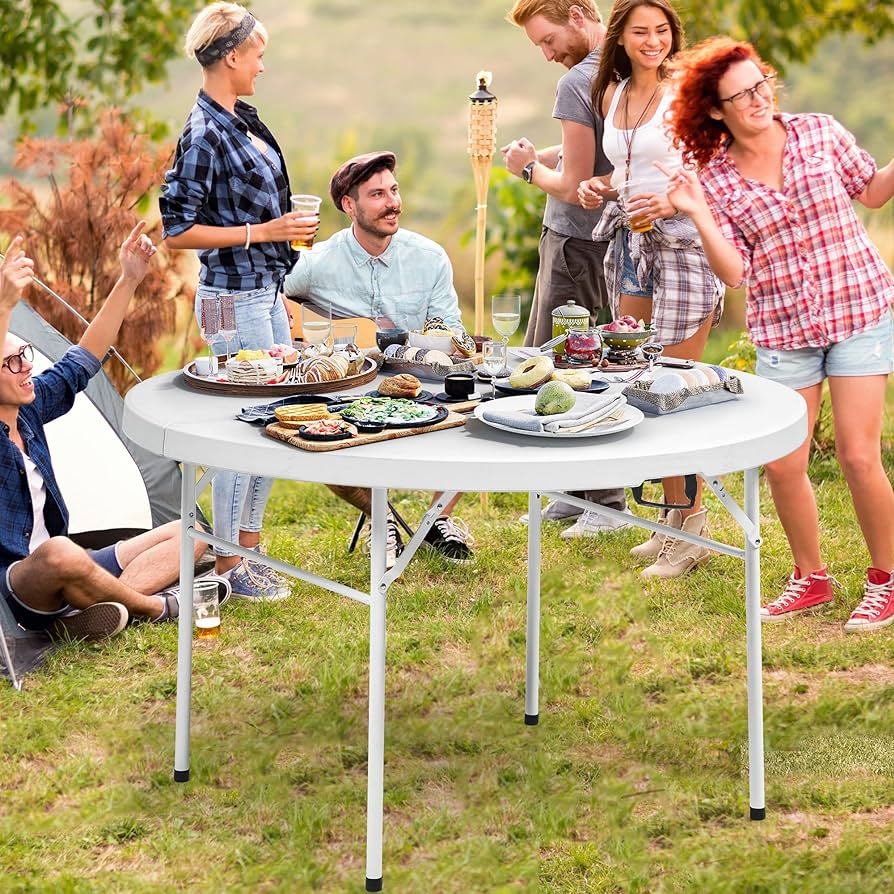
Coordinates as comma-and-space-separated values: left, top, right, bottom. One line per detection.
124, 368, 806, 892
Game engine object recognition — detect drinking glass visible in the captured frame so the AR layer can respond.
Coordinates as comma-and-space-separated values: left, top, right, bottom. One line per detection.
374, 313, 409, 352
193, 579, 220, 639
481, 341, 506, 401
289, 194, 322, 251
332, 323, 358, 350
198, 296, 221, 364
492, 294, 521, 345
300, 303, 332, 348
218, 293, 238, 360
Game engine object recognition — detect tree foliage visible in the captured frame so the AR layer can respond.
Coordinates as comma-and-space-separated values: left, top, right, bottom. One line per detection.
0, 0, 196, 129
0, 111, 192, 392
683, 0, 894, 71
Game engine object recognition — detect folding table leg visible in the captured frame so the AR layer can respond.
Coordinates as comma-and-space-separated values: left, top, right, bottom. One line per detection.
174, 463, 197, 782
743, 467, 766, 819
365, 487, 387, 891
525, 492, 542, 726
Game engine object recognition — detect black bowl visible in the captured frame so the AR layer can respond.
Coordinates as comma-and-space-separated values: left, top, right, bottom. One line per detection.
375, 328, 409, 352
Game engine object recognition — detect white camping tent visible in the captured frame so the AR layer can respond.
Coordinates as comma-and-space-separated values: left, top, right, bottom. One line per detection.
1, 300, 187, 688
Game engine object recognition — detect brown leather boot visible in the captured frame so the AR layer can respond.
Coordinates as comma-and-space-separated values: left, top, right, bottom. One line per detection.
641, 509, 711, 579
629, 509, 680, 561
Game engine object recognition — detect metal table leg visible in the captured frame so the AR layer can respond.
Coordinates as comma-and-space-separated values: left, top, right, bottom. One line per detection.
365, 486, 387, 891
743, 467, 766, 819
525, 492, 542, 726
174, 463, 197, 782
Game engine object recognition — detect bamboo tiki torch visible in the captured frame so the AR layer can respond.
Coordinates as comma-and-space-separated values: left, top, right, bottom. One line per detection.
468, 71, 497, 340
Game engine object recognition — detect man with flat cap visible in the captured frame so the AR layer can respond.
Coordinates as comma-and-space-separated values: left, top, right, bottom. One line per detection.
284, 152, 475, 568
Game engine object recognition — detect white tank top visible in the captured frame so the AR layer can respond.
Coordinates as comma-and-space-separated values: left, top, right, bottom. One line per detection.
602, 78, 683, 191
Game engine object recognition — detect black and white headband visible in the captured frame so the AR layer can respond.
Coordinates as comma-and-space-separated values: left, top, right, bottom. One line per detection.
195, 13, 256, 67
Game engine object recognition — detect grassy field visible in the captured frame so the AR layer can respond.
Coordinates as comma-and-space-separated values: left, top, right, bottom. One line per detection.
2, 376, 893, 893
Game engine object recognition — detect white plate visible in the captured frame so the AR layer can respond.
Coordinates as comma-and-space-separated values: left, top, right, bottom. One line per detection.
472, 395, 644, 439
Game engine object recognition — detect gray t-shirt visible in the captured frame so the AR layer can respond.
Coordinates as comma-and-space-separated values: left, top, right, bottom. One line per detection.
542, 48, 611, 242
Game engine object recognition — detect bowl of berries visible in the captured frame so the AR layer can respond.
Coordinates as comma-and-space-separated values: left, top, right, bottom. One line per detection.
597, 316, 654, 350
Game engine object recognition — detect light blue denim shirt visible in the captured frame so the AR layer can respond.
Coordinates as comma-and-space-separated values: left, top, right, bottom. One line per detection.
283, 226, 463, 331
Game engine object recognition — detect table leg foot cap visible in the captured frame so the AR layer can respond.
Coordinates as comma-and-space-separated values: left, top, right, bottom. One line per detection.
750, 807, 766, 821
366, 878, 383, 892
174, 769, 190, 783
524, 713, 539, 726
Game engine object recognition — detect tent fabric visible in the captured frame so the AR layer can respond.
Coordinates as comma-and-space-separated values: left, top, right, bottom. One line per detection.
1, 301, 187, 686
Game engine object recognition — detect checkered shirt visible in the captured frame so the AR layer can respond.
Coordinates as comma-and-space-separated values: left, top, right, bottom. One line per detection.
592, 202, 724, 344
700, 113, 893, 349
160, 91, 294, 291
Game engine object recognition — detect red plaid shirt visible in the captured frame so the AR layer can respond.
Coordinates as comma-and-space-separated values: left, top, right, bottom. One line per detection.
701, 113, 893, 349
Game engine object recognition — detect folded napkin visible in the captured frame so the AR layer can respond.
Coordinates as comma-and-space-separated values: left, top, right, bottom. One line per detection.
481, 392, 627, 433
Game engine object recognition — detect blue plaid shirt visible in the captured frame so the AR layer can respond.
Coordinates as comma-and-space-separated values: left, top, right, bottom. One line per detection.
160, 90, 295, 291
0, 347, 100, 570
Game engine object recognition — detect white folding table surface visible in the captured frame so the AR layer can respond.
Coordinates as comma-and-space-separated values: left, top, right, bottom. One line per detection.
123, 368, 807, 892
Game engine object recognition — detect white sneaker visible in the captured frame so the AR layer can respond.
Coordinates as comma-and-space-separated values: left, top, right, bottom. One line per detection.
361, 517, 404, 570
519, 499, 583, 525
560, 508, 634, 539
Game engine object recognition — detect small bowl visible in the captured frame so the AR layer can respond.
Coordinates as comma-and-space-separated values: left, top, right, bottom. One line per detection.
353, 420, 386, 434
597, 323, 654, 350
407, 330, 456, 354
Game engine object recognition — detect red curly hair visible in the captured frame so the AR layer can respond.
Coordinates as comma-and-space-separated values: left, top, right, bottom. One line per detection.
667, 37, 777, 168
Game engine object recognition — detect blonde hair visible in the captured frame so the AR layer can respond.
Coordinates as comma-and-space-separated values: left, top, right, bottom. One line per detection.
185, 2, 268, 61
508, 0, 602, 26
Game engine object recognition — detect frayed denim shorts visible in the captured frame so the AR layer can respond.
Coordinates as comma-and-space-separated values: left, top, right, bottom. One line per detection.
618, 229, 653, 299
755, 311, 894, 390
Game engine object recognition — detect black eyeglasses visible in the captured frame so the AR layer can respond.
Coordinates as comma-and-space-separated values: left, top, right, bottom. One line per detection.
719, 75, 776, 111
1, 343, 34, 374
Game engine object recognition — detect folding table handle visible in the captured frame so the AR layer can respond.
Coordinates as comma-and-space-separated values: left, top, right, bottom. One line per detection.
630, 474, 698, 510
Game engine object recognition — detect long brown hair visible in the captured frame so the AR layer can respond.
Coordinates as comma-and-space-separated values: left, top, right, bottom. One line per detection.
591, 0, 684, 115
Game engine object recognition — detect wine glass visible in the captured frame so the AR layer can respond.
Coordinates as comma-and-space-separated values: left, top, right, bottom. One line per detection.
198, 297, 221, 371
481, 341, 507, 402
491, 294, 521, 346
300, 302, 332, 351
218, 293, 238, 360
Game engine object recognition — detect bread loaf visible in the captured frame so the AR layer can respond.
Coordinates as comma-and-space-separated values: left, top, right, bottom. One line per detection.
379, 373, 422, 398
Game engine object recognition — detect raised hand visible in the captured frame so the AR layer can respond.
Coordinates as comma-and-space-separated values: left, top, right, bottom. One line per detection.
656, 163, 709, 218
501, 137, 537, 178
577, 176, 613, 210
0, 236, 35, 309
118, 221, 157, 284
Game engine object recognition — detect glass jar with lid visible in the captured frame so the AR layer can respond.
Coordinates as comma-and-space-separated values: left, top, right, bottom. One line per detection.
551, 300, 591, 356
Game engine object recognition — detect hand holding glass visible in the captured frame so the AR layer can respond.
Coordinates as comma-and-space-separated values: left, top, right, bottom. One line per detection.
290, 194, 322, 251
619, 176, 667, 234
481, 341, 506, 401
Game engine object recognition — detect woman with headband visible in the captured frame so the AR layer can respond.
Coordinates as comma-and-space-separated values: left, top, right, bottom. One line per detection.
160, 2, 316, 601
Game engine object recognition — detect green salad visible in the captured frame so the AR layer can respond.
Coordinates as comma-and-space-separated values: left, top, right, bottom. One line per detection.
339, 397, 437, 425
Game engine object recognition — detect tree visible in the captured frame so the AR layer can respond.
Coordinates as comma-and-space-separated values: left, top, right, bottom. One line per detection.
0, 0, 196, 129
0, 111, 192, 392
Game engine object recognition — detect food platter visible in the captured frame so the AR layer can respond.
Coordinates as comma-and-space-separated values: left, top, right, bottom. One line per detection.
473, 396, 644, 439
181, 355, 379, 397
333, 396, 448, 429
365, 389, 435, 402
493, 377, 610, 397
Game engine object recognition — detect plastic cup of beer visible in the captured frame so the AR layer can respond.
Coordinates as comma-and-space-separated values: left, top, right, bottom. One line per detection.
619, 176, 666, 234
290, 194, 322, 251
193, 579, 220, 639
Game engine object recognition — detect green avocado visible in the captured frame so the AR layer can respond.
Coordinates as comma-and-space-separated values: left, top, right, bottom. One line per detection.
534, 380, 576, 416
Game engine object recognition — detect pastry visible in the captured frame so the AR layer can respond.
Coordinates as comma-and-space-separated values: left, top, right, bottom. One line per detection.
509, 354, 554, 389
551, 368, 591, 391
451, 331, 476, 357
379, 373, 422, 398
336, 344, 365, 375
274, 403, 331, 426
225, 351, 284, 384
423, 349, 453, 367
299, 354, 349, 384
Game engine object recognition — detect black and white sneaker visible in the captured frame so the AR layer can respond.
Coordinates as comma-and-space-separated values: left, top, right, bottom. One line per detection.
361, 517, 404, 571
423, 516, 476, 564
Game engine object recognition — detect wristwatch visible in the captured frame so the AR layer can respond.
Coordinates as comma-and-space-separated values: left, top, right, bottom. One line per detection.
521, 161, 536, 184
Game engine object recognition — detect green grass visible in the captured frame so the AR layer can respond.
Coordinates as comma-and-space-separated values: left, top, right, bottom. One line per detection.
2, 386, 894, 893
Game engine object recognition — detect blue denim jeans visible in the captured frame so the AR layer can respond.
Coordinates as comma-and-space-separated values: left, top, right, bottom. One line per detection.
195, 283, 291, 556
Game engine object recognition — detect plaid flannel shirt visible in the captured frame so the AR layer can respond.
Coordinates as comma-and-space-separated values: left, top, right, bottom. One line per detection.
701, 113, 893, 349
592, 202, 724, 344
0, 347, 100, 570
160, 90, 294, 291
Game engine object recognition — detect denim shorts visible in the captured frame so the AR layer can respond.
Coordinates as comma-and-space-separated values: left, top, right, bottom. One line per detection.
755, 311, 894, 390
1, 543, 124, 631
618, 229, 654, 299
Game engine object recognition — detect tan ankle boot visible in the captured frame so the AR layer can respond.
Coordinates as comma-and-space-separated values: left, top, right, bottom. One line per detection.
630, 509, 681, 561
641, 509, 712, 579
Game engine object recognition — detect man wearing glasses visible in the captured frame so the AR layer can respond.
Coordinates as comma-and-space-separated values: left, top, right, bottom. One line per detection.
0, 227, 228, 643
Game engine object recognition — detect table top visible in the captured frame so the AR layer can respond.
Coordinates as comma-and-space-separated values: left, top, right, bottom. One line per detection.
123, 369, 807, 492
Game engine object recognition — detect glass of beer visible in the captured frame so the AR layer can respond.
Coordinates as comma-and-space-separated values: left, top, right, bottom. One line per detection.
619, 176, 666, 234
290, 194, 322, 251
193, 579, 220, 639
